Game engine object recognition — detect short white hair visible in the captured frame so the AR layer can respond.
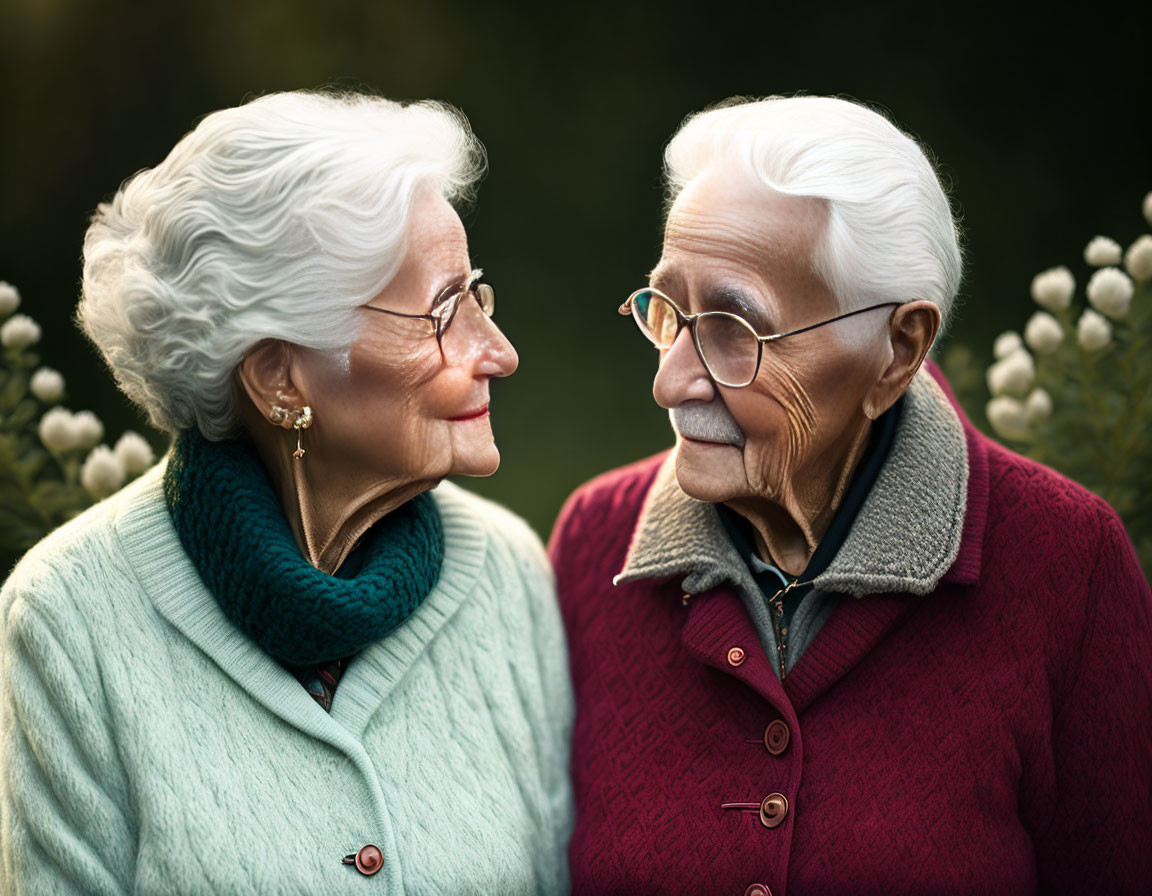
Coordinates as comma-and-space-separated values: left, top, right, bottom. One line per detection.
79, 90, 485, 439
664, 96, 962, 329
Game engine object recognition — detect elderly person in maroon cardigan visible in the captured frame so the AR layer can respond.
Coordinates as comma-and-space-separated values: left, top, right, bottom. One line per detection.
549, 96, 1152, 895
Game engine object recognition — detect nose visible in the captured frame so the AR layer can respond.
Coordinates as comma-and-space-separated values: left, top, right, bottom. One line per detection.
448, 298, 518, 378
652, 326, 716, 409
481, 319, 519, 378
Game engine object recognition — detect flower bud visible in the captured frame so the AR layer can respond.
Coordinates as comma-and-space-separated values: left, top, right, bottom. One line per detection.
1077, 309, 1112, 351
38, 407, 77, 452
1024, 388, 1053, 424
1084, 236, 1122, 266
0, 281, 19, 316
1086, 267, 1134, 320
1, 313, 41, 349
987, 396, 1031, 441
986, 348, 1035, 398
1030, 266, 1075, 311
993, 331, 1023, 360
80, 445, 126, 498
113, 431, 155, 475
1023, 311, 1063, 354
1123, 235, 1152, 282
29, 367, 65, 403
71, 410, 105, 450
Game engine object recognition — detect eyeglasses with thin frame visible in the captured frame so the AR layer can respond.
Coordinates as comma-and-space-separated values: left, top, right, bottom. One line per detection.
365, 269, 494, 349
619, 287, 901, 388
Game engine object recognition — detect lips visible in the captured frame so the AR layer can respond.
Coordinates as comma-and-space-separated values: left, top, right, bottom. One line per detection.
449, 404, 489, 422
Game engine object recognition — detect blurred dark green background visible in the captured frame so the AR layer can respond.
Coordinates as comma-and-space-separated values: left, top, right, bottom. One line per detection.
2, 0, 1149, 540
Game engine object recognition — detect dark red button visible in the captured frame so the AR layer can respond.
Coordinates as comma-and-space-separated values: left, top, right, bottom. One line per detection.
342, 844, 383, 876
745, 885, 773, 896
764, 719, 790, 755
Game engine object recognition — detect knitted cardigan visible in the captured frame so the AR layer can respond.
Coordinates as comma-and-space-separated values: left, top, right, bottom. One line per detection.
549, 365, 1152, 896
0, 465, 574, 895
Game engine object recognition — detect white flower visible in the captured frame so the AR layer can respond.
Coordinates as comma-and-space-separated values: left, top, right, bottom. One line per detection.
1023, 311, 1063, 354
1084, 236, 1122, 266
1144, 191, 1152, 227
993, 330, 1023, 360
1030, 266, 1075, 311
0, 281, 19, 315
1, 313, 41, 349
29, 367, 65, 403
1124, 234, 1152, 281
1024, 388, 1053, 424
71, 410, 105, 450
1077, 309, 1113, 351
38, 407, 77, 452
1086, 267, 1134, 319
80, 445, 125, 498
987, 396, 1032, 441
113, 431, 155, 474
986, 347, 1035, 398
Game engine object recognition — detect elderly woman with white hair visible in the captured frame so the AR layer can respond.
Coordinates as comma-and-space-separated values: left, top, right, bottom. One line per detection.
0, 91, 572, 894
550, 96, 1152, 894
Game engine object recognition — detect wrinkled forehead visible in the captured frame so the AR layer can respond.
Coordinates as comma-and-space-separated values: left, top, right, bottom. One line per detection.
655, 169, 834, 324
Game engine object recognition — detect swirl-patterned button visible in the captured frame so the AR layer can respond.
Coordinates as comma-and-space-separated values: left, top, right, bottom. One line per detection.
342, 844, 384, 876
759, 794, 789, 829
764, 720, 790, 755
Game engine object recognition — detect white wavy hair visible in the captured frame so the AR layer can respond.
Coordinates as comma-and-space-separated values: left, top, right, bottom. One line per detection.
79, 90, 485, 439
664, 96, 962, 329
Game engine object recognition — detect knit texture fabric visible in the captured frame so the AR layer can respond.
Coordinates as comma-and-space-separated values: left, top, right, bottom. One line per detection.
164, 429, 444, 666
615, 371, 967, 675
616, 371, 967, 598
549, 363, 1152, 896
0, 467, 574, 895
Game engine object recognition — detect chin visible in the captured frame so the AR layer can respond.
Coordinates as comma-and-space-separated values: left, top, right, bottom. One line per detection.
673, 442, 745, 504
452, 447, 501, 478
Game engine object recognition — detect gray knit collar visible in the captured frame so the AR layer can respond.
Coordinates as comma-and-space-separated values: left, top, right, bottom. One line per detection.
614, 370, 969, 597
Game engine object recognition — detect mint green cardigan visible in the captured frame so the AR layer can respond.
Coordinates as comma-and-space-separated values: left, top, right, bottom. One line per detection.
0, 465, 573, 894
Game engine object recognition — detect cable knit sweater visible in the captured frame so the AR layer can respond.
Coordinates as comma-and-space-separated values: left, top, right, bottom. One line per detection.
549, 366, 1152, 896
0, 465, 574, 895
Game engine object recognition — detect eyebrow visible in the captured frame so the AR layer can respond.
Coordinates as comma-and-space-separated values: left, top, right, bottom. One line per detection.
705, 285, 774, 333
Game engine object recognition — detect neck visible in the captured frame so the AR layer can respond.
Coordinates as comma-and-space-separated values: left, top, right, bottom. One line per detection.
725, 415, 872, 577
241, 409, 436, 575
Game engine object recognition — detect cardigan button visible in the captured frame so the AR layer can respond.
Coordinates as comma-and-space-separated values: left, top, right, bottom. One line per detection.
342, 844, 384, 876
744, 885, 773, 896
764, 719, 790, 755
759, 793, 789, 828
727, 646, 746, 666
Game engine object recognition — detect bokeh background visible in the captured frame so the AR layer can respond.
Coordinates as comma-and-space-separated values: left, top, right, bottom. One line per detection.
2, 0, 1150, 547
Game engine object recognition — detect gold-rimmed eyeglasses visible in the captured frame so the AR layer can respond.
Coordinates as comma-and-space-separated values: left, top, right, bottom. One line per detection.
365, 269, 495, 348
619, 287, 901, 388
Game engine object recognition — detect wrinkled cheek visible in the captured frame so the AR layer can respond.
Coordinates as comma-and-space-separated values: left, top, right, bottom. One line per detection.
742, 363, 817, 496
405, 418, 452, 477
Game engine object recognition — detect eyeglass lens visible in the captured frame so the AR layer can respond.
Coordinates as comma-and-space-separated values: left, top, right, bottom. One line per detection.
631, 289, 760, 387
436, 280, 496, 341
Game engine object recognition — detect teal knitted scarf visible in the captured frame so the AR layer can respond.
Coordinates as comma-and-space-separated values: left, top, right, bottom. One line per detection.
163, 430, 444, 666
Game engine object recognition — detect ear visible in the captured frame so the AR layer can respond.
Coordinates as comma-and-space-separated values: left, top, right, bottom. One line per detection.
236, 340, 307, 429
863, 300, 941, 419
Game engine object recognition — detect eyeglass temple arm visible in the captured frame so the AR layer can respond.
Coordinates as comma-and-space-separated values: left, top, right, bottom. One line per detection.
758, 302, 902, 343
364, 307, 433, 321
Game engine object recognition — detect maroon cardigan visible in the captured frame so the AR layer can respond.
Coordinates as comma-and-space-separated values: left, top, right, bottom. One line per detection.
549, 373, 1152, 896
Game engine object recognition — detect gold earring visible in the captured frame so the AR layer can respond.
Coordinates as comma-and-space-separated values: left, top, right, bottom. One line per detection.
292, 406, 313, 459
269, 405, 288, 424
